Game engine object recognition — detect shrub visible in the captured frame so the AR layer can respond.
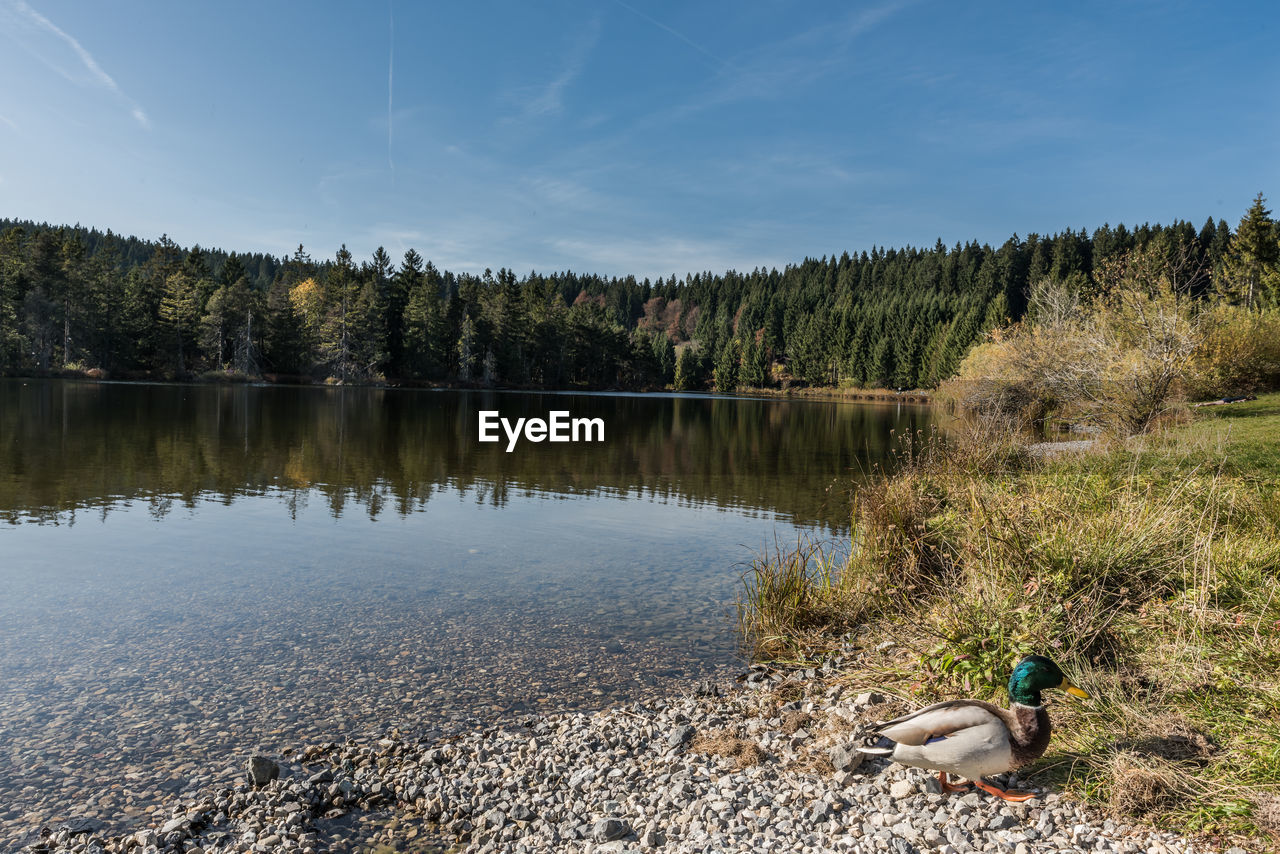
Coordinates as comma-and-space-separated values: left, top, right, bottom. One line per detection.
1186, 306, 1280, 398
942, 246, 1214, 435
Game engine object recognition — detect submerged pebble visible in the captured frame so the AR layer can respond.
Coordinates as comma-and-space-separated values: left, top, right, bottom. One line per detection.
0, 590, 735, 852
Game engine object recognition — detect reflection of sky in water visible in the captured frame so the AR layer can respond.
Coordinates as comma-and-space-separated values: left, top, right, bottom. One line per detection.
1, 478, 855, 533
0, 478, 834, 528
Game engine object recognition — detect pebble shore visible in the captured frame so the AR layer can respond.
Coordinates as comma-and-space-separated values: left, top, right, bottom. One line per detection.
14, 666, 1239, 854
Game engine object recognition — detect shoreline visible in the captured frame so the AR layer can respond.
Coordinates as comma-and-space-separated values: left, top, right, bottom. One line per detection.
732, 386, 932, 406
0, 370, 932, 405
16, 661, 1226, 854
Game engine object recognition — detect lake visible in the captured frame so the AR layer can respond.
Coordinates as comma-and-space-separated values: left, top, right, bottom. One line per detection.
0, 379, 933, 845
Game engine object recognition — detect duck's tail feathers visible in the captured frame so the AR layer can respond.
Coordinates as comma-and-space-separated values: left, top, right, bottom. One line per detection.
855, 731, 896, 756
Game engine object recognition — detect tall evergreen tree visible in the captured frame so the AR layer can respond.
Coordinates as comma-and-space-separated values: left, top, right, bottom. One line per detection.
1223, 193, 1280, 309
158, 271, 201, 375
713, 337, 738, 392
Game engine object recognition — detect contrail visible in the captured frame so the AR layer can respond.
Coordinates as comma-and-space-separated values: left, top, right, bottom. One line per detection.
387, 0, 394, 170
13, 0, 150, 128
609, 0, 736, 73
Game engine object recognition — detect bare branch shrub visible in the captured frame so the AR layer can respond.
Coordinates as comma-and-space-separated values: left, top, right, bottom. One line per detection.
942, 243, 1210, 435
1027, 272, 1085, 328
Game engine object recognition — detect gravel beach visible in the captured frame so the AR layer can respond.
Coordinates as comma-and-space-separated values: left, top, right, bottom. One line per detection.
12, 663, 1237, 854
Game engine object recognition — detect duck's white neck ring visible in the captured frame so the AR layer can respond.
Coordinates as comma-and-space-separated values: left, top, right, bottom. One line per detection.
1011, 701, 1043, 711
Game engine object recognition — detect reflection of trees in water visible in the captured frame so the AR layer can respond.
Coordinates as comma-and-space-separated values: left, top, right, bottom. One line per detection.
1, 381, 934, 531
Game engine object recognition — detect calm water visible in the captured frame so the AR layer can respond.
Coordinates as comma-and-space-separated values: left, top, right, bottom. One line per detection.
0, 380, 933, 843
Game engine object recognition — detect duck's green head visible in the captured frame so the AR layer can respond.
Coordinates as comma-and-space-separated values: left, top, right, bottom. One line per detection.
1008, 654, 1090, 707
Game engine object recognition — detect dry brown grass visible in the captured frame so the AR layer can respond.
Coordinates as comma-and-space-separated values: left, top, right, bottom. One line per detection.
785, 751, 834, 776
689, 730, 767, 769
1256, 795, 1280, 840
767, 679, 807, 705
821, 710, 859, 737
779, 711, 812, 734
1103, 714, 1222, 819
853, 699, 912, 725
1108, 753, 1187, 816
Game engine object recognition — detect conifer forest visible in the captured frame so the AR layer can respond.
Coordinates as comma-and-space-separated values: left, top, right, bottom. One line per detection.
0, 209, 1269, 392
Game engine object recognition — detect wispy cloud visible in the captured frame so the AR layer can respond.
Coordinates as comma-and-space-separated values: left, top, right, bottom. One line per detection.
509, 16, 601, 121
920, 112, 1092, 153
687, 0, 916, 114
715, 148, 902, 190
530, 0, 916, 193
0, 112, 17, 130
608, 0, 737, 74
7, 0, 150, 129
838, 0, 914, 41
519, 175, 608, 213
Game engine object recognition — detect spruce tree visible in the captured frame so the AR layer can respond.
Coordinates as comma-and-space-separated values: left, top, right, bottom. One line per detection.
158, 271, 201, 376
713, 338, 738, 392
1223, 193, 1280, 309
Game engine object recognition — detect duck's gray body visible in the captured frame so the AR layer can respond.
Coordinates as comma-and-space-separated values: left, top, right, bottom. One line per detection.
857, 699, 1049, 780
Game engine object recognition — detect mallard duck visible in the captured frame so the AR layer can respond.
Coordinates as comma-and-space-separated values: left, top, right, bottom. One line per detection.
856, 654, 1089, 801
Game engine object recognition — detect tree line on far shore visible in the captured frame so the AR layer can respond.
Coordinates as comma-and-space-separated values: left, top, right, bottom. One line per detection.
0, 195, 1275, 391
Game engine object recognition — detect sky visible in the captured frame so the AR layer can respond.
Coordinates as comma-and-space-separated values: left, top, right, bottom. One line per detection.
0, 0, 1276, 280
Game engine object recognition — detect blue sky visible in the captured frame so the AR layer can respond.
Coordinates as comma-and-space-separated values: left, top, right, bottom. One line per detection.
0, 1, 1276, 279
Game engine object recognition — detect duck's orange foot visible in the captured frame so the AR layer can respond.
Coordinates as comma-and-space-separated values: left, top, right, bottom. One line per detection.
973, 778, 1038, 802
938, 772, 973, 794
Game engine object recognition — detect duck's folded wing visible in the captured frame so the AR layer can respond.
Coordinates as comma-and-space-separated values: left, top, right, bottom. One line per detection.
870, 700, 1005, 746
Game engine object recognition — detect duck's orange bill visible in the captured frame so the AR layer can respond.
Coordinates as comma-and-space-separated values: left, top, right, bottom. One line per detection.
1061, 678, 1090, 699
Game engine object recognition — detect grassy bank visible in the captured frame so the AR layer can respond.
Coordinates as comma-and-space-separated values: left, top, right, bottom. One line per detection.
739, 395, 1280, 847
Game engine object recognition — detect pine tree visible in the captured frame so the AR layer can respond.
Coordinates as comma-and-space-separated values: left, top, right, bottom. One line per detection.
201, 275, 263, 373
651, 330, 676, 385
868, 337, 895, 388
0, 227, 26, 369
349, 273, 387, 379
265, 278, 310, 375
713, 338, 738, 392
158, 271, 201, 375
457, 313, 479, 383
318, 246, 359, 381
391, 249, 424, 377
84, 240, 125, 370
56, 233, 91, 368
739, 336, 768, 388
1222, 193, 1280, 309
493, 268, 528, 384
673, 345, 700, 391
